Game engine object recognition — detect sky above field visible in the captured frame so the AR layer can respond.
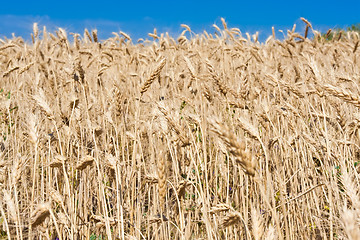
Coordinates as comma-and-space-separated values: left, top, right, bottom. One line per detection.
0, 0, 359, 42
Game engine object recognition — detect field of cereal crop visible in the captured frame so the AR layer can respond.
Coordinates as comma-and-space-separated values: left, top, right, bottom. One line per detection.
0, 18, 360, 239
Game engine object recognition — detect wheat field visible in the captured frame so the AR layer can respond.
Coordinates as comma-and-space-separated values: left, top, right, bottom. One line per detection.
0, 18, 360, 239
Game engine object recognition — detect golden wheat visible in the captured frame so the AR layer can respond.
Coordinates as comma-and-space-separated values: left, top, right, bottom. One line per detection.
0, 18, 359, 239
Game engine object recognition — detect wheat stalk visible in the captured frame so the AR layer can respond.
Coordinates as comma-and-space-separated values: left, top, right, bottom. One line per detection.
157, 150, 167, 210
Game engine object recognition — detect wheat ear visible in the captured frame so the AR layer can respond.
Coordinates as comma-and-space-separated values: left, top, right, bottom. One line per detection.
30, 203, 51, 228
140, 58, 166, 95
323, 84, 360, 108
209, 119, 256, 176
157, 102, 190, 147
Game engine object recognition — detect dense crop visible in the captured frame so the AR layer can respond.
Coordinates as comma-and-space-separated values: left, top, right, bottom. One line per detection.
0, 18, 360, 239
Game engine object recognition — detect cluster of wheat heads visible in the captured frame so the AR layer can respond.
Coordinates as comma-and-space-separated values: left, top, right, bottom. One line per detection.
0, 18, 360, 239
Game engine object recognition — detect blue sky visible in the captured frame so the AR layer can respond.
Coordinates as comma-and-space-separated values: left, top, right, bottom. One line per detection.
0, 0, 359, 42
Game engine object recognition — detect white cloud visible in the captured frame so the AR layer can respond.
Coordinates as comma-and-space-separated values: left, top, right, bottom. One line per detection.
0, 15, 57, 39
0, 15, 137, 40
0, 15, 193, 41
